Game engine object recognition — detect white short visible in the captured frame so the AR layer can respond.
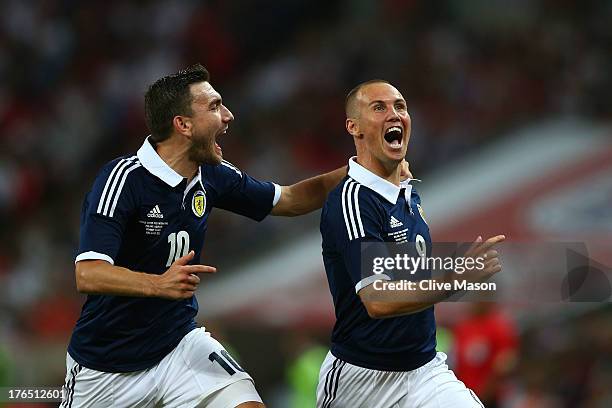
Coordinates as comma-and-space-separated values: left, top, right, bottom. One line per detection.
316, 351, 484, 408
60, 327, 263, 408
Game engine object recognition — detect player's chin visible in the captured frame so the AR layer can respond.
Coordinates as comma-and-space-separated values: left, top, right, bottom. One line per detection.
209, 147, 223, 164
206, 153, 223, 166
190, 147, 222, 166
382, 146, 407, 162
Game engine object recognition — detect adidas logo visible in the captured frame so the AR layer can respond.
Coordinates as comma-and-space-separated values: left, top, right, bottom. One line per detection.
147, 205, 164, 219
389, 216, 403, 228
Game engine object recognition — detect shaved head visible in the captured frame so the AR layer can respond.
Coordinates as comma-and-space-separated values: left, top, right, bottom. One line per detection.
345, 79, 391, 118
344, 80, 410, 171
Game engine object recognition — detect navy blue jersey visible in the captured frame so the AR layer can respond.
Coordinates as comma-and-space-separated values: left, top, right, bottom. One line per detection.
69, 138, 279, 372
320, 158, 437, 371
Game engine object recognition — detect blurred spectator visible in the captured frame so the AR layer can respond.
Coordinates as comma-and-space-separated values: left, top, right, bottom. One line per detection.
453, 303, 518, 407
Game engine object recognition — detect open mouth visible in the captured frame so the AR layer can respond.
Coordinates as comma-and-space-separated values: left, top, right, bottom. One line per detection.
215, 128, 227, 155
384, 126, 403, 149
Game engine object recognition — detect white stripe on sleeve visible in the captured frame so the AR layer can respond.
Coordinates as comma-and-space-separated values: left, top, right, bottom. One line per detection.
97, 157, 137, 216
341, 180, 353, 240
96, 157, 134, 214
102, 160, 135, 216
108, 162, 141, 217
353, 184, 365, 238
221, 160, 242, 176
346, 182, 359, 240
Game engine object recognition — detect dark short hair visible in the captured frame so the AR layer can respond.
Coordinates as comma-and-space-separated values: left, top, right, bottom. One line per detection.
144, 64, 210, 143
345, 79, 390, 118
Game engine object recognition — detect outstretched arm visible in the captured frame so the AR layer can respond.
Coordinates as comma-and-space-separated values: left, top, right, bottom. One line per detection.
271, 166, 347, 216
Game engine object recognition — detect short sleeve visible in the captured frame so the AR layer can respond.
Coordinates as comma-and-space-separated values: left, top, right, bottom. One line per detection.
75, 158, 140, 264
206, 161, 277, 221
335, 181, 391, 293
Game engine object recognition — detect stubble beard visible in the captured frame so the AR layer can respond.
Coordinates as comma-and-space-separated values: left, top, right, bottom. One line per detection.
188, 135, 222, 166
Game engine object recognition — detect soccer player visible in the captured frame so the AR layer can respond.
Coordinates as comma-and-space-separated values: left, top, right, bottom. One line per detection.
61, 64, 348, 408
317, 79, 505, 407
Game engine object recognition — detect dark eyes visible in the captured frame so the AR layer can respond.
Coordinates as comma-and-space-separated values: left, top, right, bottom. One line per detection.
373, 104, 407, 112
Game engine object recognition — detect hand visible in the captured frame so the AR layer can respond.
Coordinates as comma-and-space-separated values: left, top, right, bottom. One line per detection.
400, 159, 413, 181
153, 250, 216, 299
461, 235, 506, 282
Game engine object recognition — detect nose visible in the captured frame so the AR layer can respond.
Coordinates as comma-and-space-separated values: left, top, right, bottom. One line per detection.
222, 105, 234, 122
387, 107, 401, 121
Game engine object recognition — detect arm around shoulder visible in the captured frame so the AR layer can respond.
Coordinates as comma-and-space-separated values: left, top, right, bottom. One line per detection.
271, 166, 347, 216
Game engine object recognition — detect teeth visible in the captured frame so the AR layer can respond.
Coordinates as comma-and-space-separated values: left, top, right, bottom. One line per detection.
386, 126, 402, 134
389, 140, 402, 148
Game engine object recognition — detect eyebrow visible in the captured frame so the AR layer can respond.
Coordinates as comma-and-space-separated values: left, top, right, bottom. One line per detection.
208, 96, 222, 107
368, 98, 406, 106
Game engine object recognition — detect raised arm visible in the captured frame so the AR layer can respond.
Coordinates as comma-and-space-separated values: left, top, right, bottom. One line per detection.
271, 166, 347, 216
360, 235, 505, 318
76, 251, 216, 300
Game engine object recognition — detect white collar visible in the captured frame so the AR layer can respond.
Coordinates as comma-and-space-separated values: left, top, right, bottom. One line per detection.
348, 157, 419, 204
137, 136, 203, 190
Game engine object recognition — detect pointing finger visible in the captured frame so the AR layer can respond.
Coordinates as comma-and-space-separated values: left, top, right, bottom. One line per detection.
477, 235, 506, 254
184, 265, 217, 274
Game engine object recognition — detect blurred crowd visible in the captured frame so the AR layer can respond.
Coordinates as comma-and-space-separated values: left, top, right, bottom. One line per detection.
1, 0, 611, 406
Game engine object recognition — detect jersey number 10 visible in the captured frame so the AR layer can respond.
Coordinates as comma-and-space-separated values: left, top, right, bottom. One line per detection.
166, 231, 190, 267
209, 350, 245, 375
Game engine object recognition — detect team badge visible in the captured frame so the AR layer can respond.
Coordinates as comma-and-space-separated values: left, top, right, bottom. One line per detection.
417, 204, 428, 226
192, 190, 206, 217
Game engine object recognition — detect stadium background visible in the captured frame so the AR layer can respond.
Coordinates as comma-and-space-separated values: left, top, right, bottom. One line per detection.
1, 1, 611, 407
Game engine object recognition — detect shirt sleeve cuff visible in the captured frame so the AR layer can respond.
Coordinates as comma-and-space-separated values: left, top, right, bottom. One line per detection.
272, 183, 282, 207
75, 251, 114, 265
355, 274, 391, 293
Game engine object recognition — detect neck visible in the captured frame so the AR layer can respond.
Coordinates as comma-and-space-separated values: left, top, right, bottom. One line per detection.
155, 135, 198, 181
356, 152, 401, 186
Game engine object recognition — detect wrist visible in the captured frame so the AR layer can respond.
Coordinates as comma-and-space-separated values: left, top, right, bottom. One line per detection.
143, 273, 160, 297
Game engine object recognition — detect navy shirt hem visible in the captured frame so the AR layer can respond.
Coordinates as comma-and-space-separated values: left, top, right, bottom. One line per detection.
67, 326, 194, 373
330, 344, 436, 372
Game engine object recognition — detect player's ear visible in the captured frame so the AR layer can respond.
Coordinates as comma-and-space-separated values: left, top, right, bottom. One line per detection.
173, 115, 192, 137
346, 118, 361, 138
